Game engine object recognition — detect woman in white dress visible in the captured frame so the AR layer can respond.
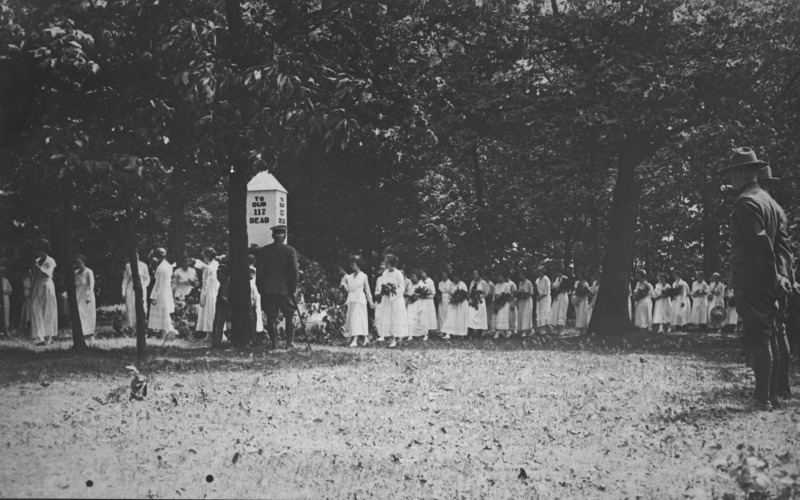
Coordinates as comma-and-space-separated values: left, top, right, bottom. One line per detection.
196, 248, 219, 337
344, 257, 374, 347
171, 256, 198, 301
572, 270, 591, 332
373, 262, 386, 341
707, 272, 726, 330
419, 269, 438, 336
30, 238, 57, 345
587, 274, 600, 325
507, 275, 518, 337
548, 269, 569, 333
467, 269, 490, 336
725, 286, 738, 330
670, 270, 690, 330
487, 279, 496, 335
405, 270, 429, 340
378, 254, 408, 348
492, 271, 512, 339
148, 248, 175, 334
633, 270, 654, 330
73, 255, 96, 337
437, 270, 453, 331
441, 270, 468, 339
516, 269, 534, 336
534, 267, 551, 334
651, 272, 672, 333
689, 270, 709, 329
122, 255, 151, 331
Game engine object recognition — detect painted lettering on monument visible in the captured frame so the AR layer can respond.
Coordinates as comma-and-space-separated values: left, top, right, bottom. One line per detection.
249, 195, 271, 224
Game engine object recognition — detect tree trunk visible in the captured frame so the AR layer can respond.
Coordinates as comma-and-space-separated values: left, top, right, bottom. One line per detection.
470, 141, 488, 268
701, 177, 718, 277
590, 210, 601, 271
126, 194, 148, 360
589, 146, 643, 336
60, 173, 87, 350
167, 187, 186, 261
227, 163, 254, 347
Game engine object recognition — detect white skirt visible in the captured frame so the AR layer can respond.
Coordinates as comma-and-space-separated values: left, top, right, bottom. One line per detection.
345, 301, 369, 337
442, 301, 468, 336
653, 297, 671, 324
634, 298, 652, 328
377, 295, 408, 338
536, 296, 551, 327
467, 300, 488, 330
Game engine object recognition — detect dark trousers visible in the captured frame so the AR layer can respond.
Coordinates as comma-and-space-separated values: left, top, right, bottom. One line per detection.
212, 302, 229, 348
261, 294, 296, 348
775, 296, 792, 396
735, 288, 782, 403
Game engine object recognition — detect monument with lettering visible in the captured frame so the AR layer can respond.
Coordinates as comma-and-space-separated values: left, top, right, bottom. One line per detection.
246, 172, 288, 247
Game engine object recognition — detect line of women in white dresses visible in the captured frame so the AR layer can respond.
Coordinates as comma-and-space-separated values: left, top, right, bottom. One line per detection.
630, 270, 737, 332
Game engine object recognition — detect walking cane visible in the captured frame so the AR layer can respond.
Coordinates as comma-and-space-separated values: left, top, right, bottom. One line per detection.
289, 296, 312, 351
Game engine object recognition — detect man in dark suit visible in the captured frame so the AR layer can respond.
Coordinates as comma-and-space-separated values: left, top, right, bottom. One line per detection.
256, 225, 299, 350
722, 148, 794, 410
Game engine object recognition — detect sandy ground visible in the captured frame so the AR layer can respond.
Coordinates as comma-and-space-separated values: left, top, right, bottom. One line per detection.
0, 331, 798, 499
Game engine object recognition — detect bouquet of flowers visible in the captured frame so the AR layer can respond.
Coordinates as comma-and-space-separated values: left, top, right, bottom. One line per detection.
633, 287, 651, 303
493, 292, 513, 312
691, 288, 707, 298
380, 283, 397, 299
449, 289, 469, 304
514, 289, 532, 301
574, 284, 592, 299
550, 284, 560, 298
415, 286, 433, 299
468, 288, 483, 310
663, 286, 681, 300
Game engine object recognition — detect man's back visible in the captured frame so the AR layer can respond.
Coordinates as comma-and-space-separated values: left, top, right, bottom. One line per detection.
256, 242, 299, 296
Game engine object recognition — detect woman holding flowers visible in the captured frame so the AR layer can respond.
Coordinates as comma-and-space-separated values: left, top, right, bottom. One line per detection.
535, 267, 551, 334
492, 270, 513, 339
572, 270, 591, 332
507, 275, 518, 336
437, 270, 453, 330
442, 270, 468, 339
725, 286, 738, 331
707, 272, 726, 327
652, 272, 672, 333
516, 269, 534, 336
419, 269, 438, 336
633, 270, 654, 330
405, 270, 429, 340
548, 268, 569, 333
196, 248, 219, 339
689, 270, 710, 329
670, 270, 691, 330
467, 269, 490, 336
378, 254, 408, 348
373, 262, 387, 341
343, 256, 374, 347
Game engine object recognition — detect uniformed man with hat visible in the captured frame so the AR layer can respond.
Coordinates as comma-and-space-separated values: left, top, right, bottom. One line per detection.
721, 147, 794, 410
255, 224, 299, 350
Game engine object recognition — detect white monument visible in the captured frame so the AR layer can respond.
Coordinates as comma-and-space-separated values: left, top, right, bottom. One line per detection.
247, 172, 288, 247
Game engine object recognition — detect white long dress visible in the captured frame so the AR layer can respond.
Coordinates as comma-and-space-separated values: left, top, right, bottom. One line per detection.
689, 281, 709, 325
422, 277, 438, 331
671, 279, 690, 327
171, 267, 197, 300
406, 281, 428, 337
548, 276, 568, 327
344, 271, 372, 337
250, 271, 264, 333
707, 281, 726, 322
725, 288, 738, 325
377, 268, 408, 338
493, 281, 512, 330
374, 274, 385, 336
633, 282, 653, 328
573, 280, 590, 329
74, 268, 96, 336
535, 276, 551, 327
31, 255, 58, 341
652, 282, 672, 325
467, 279, 489, 330
587, 281, 599, 324
487, 281, 497, 331
122, 261, 151, 330
148, 260, 175, 332
507, 281, 518, 331
437, 279, 453, 329
442, 281, 468, 336
517, 279, 534, 332
196, 260, 219, 332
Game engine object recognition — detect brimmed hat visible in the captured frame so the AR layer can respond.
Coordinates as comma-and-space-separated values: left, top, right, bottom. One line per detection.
271, 224, 288, 234
719, 147, 768, 173
757, 165, 780, 182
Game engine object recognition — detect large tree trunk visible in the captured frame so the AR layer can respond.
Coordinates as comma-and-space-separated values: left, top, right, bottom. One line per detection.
60, 174, 87, 350
701, 177, 718, 277
590, 210, 601, 271
126, 195, 148, 360
167, 186, 186, 262
227, 163, 254, 347
589, 146, 643, 336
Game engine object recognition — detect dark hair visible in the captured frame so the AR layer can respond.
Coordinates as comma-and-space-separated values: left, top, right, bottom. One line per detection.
636, 269, 647, 279
349, 256, 363, 269
409, 269, 420, 279
203, 247, 217, 260
34, 238, 51, 253
247, 254, 256, 266
657, 272, 667, 280
217, 263, 229, 274
75, 254, 87, 265
672, 269, 682, 277
497, 269, 507, 279
385, 254, 398, 267
696, 270, 705, 279
450, 269, 461, 280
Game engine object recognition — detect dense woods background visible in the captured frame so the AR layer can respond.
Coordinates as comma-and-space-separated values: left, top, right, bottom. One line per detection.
2, 0, 799, 343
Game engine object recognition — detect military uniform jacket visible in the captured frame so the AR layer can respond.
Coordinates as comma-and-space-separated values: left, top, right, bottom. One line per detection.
256, 242, 299, 296
728, 182, 793, 289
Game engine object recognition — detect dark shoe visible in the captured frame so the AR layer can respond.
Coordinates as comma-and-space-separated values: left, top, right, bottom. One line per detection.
751, 398, 773, 412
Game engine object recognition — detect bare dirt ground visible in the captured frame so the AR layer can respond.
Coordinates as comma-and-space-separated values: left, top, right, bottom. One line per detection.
0, 330, 798, 499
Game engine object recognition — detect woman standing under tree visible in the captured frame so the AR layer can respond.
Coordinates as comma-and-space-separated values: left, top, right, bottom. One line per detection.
671, 270, 690, 331
437, 270, 453, 331
535, 267, 551, 335
378, 254, 408, 348
441, 270, 468, 339
572, 270, 591, 333
172, 256, 198, 301
516, 269, 534, 337
419, 269, 438, 336
587, 273, 600, 325
707, 272, 726, 329
492, 270, 512, 339
405, 270, 429, 340
343, 256, 374, 347
148, 248, 175, 336
196, 248, 219, 339
74, 255, 96, 339
122, 254, 150, 331
689, 270, 710, 330
373, 262, 386, 341
507, 274, 518, 337
652, 272, 672, 333
549, 269, 569, 334
633, 270, 654, 331
30, 238, 57, 346
467, 269, 490, 337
